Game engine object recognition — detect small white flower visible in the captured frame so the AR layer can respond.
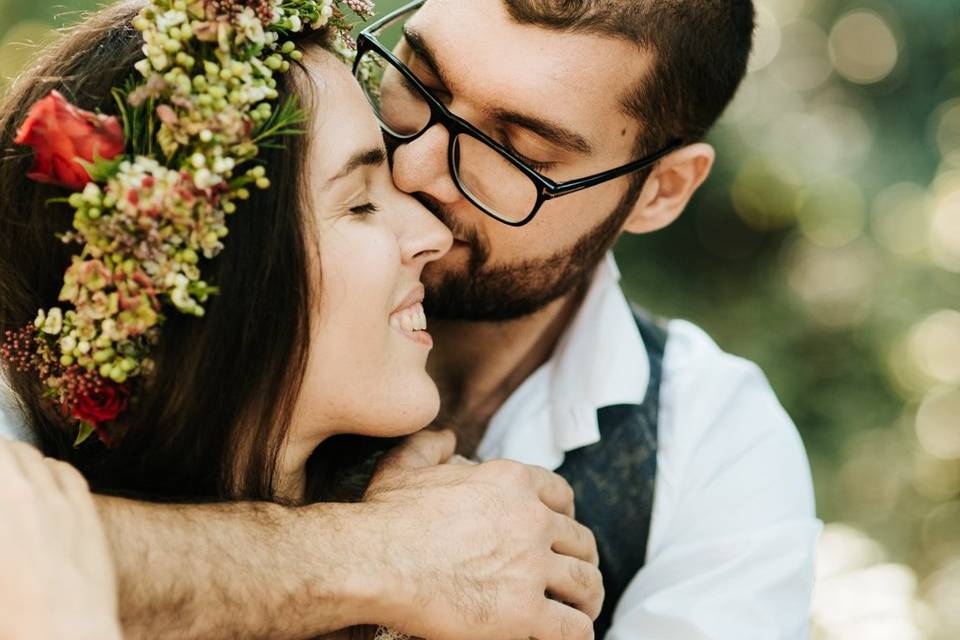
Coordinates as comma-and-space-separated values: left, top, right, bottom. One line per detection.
193, 168, 213, 190
82, 182, 102, 204
60, 335, 77, 353
157, 9, 187, 32
150, 53, 170, 71
41, 308, 63, 335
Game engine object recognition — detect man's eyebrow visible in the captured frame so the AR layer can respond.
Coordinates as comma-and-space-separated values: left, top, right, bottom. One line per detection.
490, 108, 593, 155
402, 26, 449, 86
402, 26, 591, 156
329, 147, 386, 183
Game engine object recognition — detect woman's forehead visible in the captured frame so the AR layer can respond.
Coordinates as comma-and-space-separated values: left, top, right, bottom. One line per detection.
300, 48, 385, 180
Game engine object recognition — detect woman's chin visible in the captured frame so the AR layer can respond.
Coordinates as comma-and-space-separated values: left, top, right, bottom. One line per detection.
390, 383, 442, 436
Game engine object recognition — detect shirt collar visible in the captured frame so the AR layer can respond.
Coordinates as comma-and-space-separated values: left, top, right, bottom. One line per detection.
477, 253, 650, 467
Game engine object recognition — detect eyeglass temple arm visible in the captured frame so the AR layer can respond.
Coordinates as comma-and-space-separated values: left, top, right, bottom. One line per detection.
546, 140, 683, 198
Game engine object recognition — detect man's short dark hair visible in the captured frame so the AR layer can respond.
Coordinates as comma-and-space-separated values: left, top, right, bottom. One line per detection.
503, 0, 756, 154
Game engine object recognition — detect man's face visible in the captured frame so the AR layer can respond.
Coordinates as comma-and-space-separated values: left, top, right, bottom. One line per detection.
388, 0, 653, 320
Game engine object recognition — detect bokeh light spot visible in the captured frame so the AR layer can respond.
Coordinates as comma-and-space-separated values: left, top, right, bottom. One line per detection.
922, 559, 960, 637
929, 186, 960, 271
908, 310, 960, 385
796, 178, 866, 247
812, 521, 925, 640
829, 11, 899, 85
933, 99, 960, 166
773, 19, 832, 93
749, 2, 781, 73
912, 450, 960, 501
915, 388, 960, 461
786, 239, 878, 327
871, 183, 932, 257
763, 0, 807, 24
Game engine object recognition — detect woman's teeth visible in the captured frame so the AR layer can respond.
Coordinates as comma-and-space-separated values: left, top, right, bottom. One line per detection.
390, 303, 427, 332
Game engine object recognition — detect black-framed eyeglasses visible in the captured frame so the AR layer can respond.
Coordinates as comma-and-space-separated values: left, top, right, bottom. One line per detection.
353, 0, 682, 227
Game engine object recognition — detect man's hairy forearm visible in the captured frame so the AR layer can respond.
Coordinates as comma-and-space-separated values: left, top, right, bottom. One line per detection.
95, 495, 385, 640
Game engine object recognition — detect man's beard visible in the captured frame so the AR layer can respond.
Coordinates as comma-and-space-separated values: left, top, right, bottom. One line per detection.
418, 187, 638, 322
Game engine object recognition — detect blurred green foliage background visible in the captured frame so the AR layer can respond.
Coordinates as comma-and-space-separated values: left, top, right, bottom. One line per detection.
1, 0, 958, 638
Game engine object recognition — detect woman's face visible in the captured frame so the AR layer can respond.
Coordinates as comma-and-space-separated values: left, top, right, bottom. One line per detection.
288, 49, 452, 458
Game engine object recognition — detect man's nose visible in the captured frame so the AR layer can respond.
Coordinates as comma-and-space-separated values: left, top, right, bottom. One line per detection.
391, 123, 462, 204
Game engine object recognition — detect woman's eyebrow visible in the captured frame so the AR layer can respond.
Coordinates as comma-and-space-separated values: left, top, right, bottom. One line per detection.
328, 147, 386, 184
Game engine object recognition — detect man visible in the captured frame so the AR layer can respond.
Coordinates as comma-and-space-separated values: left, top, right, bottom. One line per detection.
362, 0, 820, 636
0, 1, 820, 639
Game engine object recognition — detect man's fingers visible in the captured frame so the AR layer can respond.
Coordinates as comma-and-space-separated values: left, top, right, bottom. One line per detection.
50, 458, 92, 504
527, 466, 575, 517
380, 429, 457, 473
0, 438, 20, 473
0, 439, 30, 502
534, 599, 594, 640
7, 441, 58, 496
545, 555, 604, 622
551, 514, 600, 566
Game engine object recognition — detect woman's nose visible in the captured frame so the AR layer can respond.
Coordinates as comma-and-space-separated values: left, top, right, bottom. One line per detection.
399, 193, 453, 266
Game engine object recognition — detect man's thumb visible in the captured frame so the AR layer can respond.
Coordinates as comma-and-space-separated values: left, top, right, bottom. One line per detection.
379, 429, 457, 473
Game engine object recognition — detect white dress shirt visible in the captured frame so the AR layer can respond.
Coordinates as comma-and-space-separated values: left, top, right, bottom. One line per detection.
477, 253, 822, 640
0, 254, 821, 638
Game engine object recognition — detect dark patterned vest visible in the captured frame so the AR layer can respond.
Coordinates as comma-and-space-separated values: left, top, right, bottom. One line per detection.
555, 309, 667, 637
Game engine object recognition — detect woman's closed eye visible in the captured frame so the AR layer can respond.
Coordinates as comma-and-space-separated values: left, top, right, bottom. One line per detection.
349, 202, 380, 216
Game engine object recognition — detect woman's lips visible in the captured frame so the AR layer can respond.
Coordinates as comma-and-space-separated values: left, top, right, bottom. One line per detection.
389, 301, 433, 348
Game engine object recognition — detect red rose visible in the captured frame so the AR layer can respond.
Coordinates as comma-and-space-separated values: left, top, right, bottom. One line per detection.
14, 90, 125, 191
72, 382, 130, 425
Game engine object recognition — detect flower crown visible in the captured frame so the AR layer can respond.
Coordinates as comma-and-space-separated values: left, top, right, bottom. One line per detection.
2, 0, 375, 446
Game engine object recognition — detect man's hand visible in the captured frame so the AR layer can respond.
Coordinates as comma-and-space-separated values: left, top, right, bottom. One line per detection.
359, 430, 603, 640
0, 439, 121, 640
89, 430, 600, 640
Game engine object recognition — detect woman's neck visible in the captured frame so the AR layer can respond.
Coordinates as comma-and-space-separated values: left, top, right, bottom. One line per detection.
274, 437, 316, 504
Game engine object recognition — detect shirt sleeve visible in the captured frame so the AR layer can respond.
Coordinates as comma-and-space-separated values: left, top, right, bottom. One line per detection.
606, 320, 822, 640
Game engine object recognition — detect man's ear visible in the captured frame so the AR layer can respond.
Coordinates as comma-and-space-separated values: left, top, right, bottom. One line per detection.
622, 143, 716, 234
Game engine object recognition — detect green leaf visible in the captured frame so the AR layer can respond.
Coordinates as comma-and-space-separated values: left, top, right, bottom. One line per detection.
74, 421, 96, 447
76, 154, 125, 183
111, 76, 156, 157
251, 96, 307, 146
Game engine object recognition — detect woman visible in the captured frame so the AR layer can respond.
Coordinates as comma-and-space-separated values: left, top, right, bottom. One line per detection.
0, 1, 447, 636
1, 0, 449, 499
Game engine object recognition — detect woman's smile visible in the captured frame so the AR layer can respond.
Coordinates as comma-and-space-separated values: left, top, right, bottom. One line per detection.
389, 285, 432, 348
390, 301, 433, 348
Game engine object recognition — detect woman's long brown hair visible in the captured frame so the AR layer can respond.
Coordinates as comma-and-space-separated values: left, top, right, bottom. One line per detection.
0, 0, 341, 502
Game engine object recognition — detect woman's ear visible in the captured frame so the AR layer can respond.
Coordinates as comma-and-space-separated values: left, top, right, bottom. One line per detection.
621, 142, 716, 234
